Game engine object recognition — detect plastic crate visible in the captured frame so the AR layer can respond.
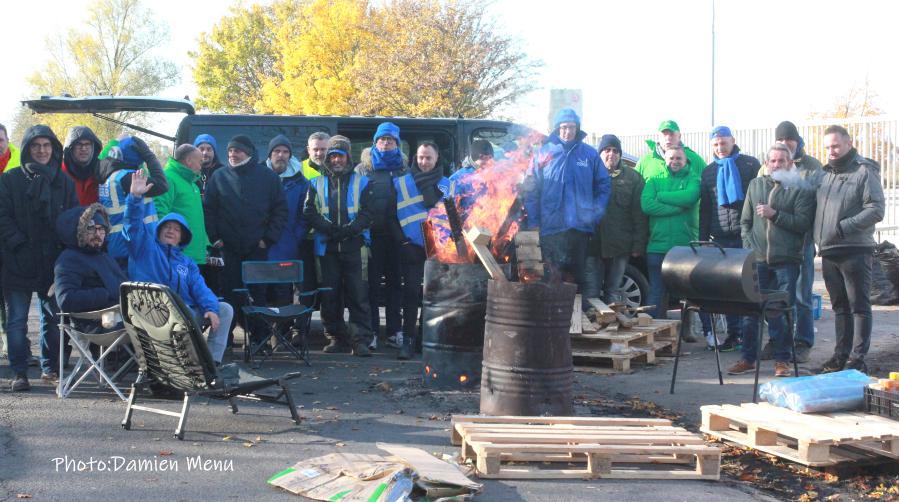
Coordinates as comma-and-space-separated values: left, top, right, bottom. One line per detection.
812, 294, 822, 320
865, 386, 899, 420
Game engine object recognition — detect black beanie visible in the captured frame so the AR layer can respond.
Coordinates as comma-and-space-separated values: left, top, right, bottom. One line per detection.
597, 134, 622, 153
470, 140, 494, 160
228, 134, 255, 157
268, 135, 293, 159
775, 121, 801, 143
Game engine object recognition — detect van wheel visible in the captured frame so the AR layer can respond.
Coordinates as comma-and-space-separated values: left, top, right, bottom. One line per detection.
619, 264, 650, 311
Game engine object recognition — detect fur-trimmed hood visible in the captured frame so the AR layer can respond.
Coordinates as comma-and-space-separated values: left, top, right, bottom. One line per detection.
56, 204, 111, 253
355, 147, 408, 176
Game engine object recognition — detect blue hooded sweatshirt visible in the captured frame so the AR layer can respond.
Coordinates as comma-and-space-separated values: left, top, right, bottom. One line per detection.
524, 130, 611, 236
124, 193, 218, 314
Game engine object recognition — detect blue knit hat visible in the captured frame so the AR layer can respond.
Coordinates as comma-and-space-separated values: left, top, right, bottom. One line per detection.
117, 137, 144, 167
373, 122, 400, 144
553, 108, 581, 128
194, 134, 217, 150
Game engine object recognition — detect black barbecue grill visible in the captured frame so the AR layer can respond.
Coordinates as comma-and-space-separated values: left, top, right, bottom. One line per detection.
662, 241, 799, 403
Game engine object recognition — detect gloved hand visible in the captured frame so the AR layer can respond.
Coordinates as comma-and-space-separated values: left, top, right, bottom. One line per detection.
128, 136, 155, 161
323, 226, 355, 243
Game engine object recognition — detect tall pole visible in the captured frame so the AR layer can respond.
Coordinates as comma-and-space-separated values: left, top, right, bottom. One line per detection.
711, 0, 715, 127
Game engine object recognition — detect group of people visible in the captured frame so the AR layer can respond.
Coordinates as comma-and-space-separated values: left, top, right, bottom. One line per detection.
525, 110, 884, 379
0, 108, 886, 392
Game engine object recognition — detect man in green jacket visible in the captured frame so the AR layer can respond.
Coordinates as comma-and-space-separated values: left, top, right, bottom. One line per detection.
728, 143, 816, 377
640, 145, 701, 319
636, 120, 707, 181
154, 144, 210, 265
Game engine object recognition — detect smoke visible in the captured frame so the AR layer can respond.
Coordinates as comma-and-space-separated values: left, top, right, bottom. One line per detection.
770, 167, 811, 190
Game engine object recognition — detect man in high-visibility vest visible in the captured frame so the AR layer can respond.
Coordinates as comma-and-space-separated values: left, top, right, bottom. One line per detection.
391, 141, 453, 360
303, 135, 376, 357
298, 132, 330, 306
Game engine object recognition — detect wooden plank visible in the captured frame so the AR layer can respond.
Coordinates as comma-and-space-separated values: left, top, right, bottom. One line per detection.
451, 415, 672, 426
476, 468, 718, 481
458, 425, 685, 435
581, 314, 599, 334
570, 295, 582, 334
712, 404, 834, 443
474, 444, 718, 455
463, 428, 698, 440
497, 453, 693, 464
513, 231, 540, 247
637, 313, 652, 327
464, 225, 493, 246
751, 403, 884, 441
516, 245, 542, 261
701, 427, 847, 467
586, 298, 617, 324
463, 433, 705, 445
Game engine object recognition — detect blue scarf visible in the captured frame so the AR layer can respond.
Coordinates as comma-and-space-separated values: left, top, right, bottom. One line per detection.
794, 137, 806, 160
715, 152, 744, 206
371, 147, 403, 171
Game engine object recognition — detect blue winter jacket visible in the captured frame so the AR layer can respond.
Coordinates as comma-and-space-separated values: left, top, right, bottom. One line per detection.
124, 193, 218, 314
524, 131, 611, 236
266, 157, 311, 261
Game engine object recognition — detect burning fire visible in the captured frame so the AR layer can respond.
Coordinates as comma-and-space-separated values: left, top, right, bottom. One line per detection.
428, 133, 542, 263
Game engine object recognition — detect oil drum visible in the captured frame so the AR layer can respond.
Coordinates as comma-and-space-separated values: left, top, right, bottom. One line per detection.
480, 280, 577, 416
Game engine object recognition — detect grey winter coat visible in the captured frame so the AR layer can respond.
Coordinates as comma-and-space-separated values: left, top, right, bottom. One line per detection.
741, 174, 816, 265
813, 153, 885, 255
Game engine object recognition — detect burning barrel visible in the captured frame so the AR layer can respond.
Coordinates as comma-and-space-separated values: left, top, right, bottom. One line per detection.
480, 280, 577, 416
421, 261, 499, 390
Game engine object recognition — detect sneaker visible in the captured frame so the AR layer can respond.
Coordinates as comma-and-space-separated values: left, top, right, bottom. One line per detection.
719, 335, 741, 352
774, 361, 791, 377
41, 371, 60, 384
352, 341, 373, 357
386, 332, 404, 349
726, 359, 755, 375
28, 355, 39, 367
759, 342, 775, 361
323, 339, 352, 354
844, 358, 868, 374
12, 372, 30, 392
808, 356, 845, 375
705, 332, 720, 351
397, 339, 414, 360
792, 341, 811, 364
368, 337, 378, 351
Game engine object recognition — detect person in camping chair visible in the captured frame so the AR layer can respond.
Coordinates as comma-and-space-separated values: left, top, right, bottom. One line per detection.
124, 169, 232, 365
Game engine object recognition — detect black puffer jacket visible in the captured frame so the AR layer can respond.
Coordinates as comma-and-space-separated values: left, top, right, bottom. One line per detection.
355, 147, 408, 236
0, 125, 79, 292
698, 145, 761, 241
203, 151, 289, 254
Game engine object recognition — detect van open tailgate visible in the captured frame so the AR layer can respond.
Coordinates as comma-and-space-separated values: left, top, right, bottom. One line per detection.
21, 96, 195, 115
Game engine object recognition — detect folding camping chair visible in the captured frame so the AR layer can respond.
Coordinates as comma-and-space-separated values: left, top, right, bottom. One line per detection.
119, 282, 303, 440
57, 305, 137, 401
236, 260, 328, 369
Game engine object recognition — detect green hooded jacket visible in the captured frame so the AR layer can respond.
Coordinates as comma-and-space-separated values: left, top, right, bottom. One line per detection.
153, 158, 210, 265
641, 162, 701, 254
636, 140, 707, 181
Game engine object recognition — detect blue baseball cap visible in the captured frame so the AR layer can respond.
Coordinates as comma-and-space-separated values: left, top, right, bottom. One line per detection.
710, 126, 733, 139
327, 149, 347, 156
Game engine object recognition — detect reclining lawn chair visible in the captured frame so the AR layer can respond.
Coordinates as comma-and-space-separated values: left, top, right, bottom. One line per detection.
236, 260, 327, 369
57, 305, 137, 401
119, 282, 303, 440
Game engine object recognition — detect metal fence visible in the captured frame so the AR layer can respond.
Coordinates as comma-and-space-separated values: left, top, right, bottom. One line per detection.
586, 116, 899, 236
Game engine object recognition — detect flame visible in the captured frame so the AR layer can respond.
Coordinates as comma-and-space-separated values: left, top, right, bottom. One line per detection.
425, 366, 430, 373
433, 373, 438, 378
459, 375, 467, 382
428, 132, 542, 263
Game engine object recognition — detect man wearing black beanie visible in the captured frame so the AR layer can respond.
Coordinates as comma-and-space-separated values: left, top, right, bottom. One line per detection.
204, 134, 289, 355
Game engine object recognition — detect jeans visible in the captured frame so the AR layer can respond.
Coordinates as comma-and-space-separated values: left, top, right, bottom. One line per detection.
368, 234, 402, 337
583, 255, 629, 304
795, 242, 817, 347
192, 303, 233, 363
700, 236, 743, 338
822, 252, 873, 362
646, 253, 666, 319
541, 230, 590, 298
741, 262, 798, 364
4, 289, 64, 373
220, 246, 269, 345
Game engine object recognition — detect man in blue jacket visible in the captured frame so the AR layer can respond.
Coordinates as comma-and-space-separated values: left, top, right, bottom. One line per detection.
125, 170, 233, 364
524, 109, 611, 301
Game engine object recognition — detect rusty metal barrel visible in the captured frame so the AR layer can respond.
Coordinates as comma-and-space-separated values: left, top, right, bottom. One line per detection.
421, 261, 496, 390
480, 280, 577, 416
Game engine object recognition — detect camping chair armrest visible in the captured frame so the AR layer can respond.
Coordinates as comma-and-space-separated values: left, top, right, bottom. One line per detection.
59, 305, 121, 320
233, 289, 252, 303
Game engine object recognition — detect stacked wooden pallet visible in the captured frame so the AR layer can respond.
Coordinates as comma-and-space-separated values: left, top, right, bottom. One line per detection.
451, 415, 721, 480
701, 403, 899, 467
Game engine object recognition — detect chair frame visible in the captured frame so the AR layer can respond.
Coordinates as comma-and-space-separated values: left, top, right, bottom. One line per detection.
57, 305, 137, 401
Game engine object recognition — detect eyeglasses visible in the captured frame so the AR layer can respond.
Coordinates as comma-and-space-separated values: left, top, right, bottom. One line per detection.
73, 142, 93, 150
30, 142, 53, 151
87, 226, 107, 235
376, 137, 397, 145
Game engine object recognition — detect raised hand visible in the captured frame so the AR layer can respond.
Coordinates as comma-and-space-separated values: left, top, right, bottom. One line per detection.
130, 168, 154, 196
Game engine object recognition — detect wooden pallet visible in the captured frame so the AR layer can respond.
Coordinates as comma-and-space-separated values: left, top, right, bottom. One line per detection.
701, 403, 899, 467
451, 415, 721, 480
571, 320, 680, 373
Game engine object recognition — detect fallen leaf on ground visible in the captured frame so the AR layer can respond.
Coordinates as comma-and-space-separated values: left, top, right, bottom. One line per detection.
313, 401, 321, 404
192, 443, 201, 446
158, 451, 172, 455
243, 443, 253, 447
222, 437, 231, 441
429, 415, 438, 420
335, 443, 346, 447
146, 478, 158, 482
396, 410, 404, 414
17, 495, 32, 499
804, 484, 815, 490
740, 473, 757, 482
327, 406, 339, 410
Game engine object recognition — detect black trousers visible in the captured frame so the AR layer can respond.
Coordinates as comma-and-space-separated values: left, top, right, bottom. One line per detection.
822, 252, 873, 362
298, 239, 319, 308
368, 234, 402, 336
220, 246, 269, 345
540, 229, 590, 296
318, 249, 373, 345
399, 244, 427, 342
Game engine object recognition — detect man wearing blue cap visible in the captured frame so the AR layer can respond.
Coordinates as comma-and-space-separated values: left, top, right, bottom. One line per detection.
698, 126, 760, 351
524, 109, 611, 302
193, 134, 224, 196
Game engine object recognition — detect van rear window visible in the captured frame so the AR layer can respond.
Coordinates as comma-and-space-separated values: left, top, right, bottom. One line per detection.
189, 125, 330, 163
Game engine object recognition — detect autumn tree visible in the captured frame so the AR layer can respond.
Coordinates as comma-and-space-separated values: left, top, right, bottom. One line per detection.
13, 0, 180, 145
808, 75, 885, 120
